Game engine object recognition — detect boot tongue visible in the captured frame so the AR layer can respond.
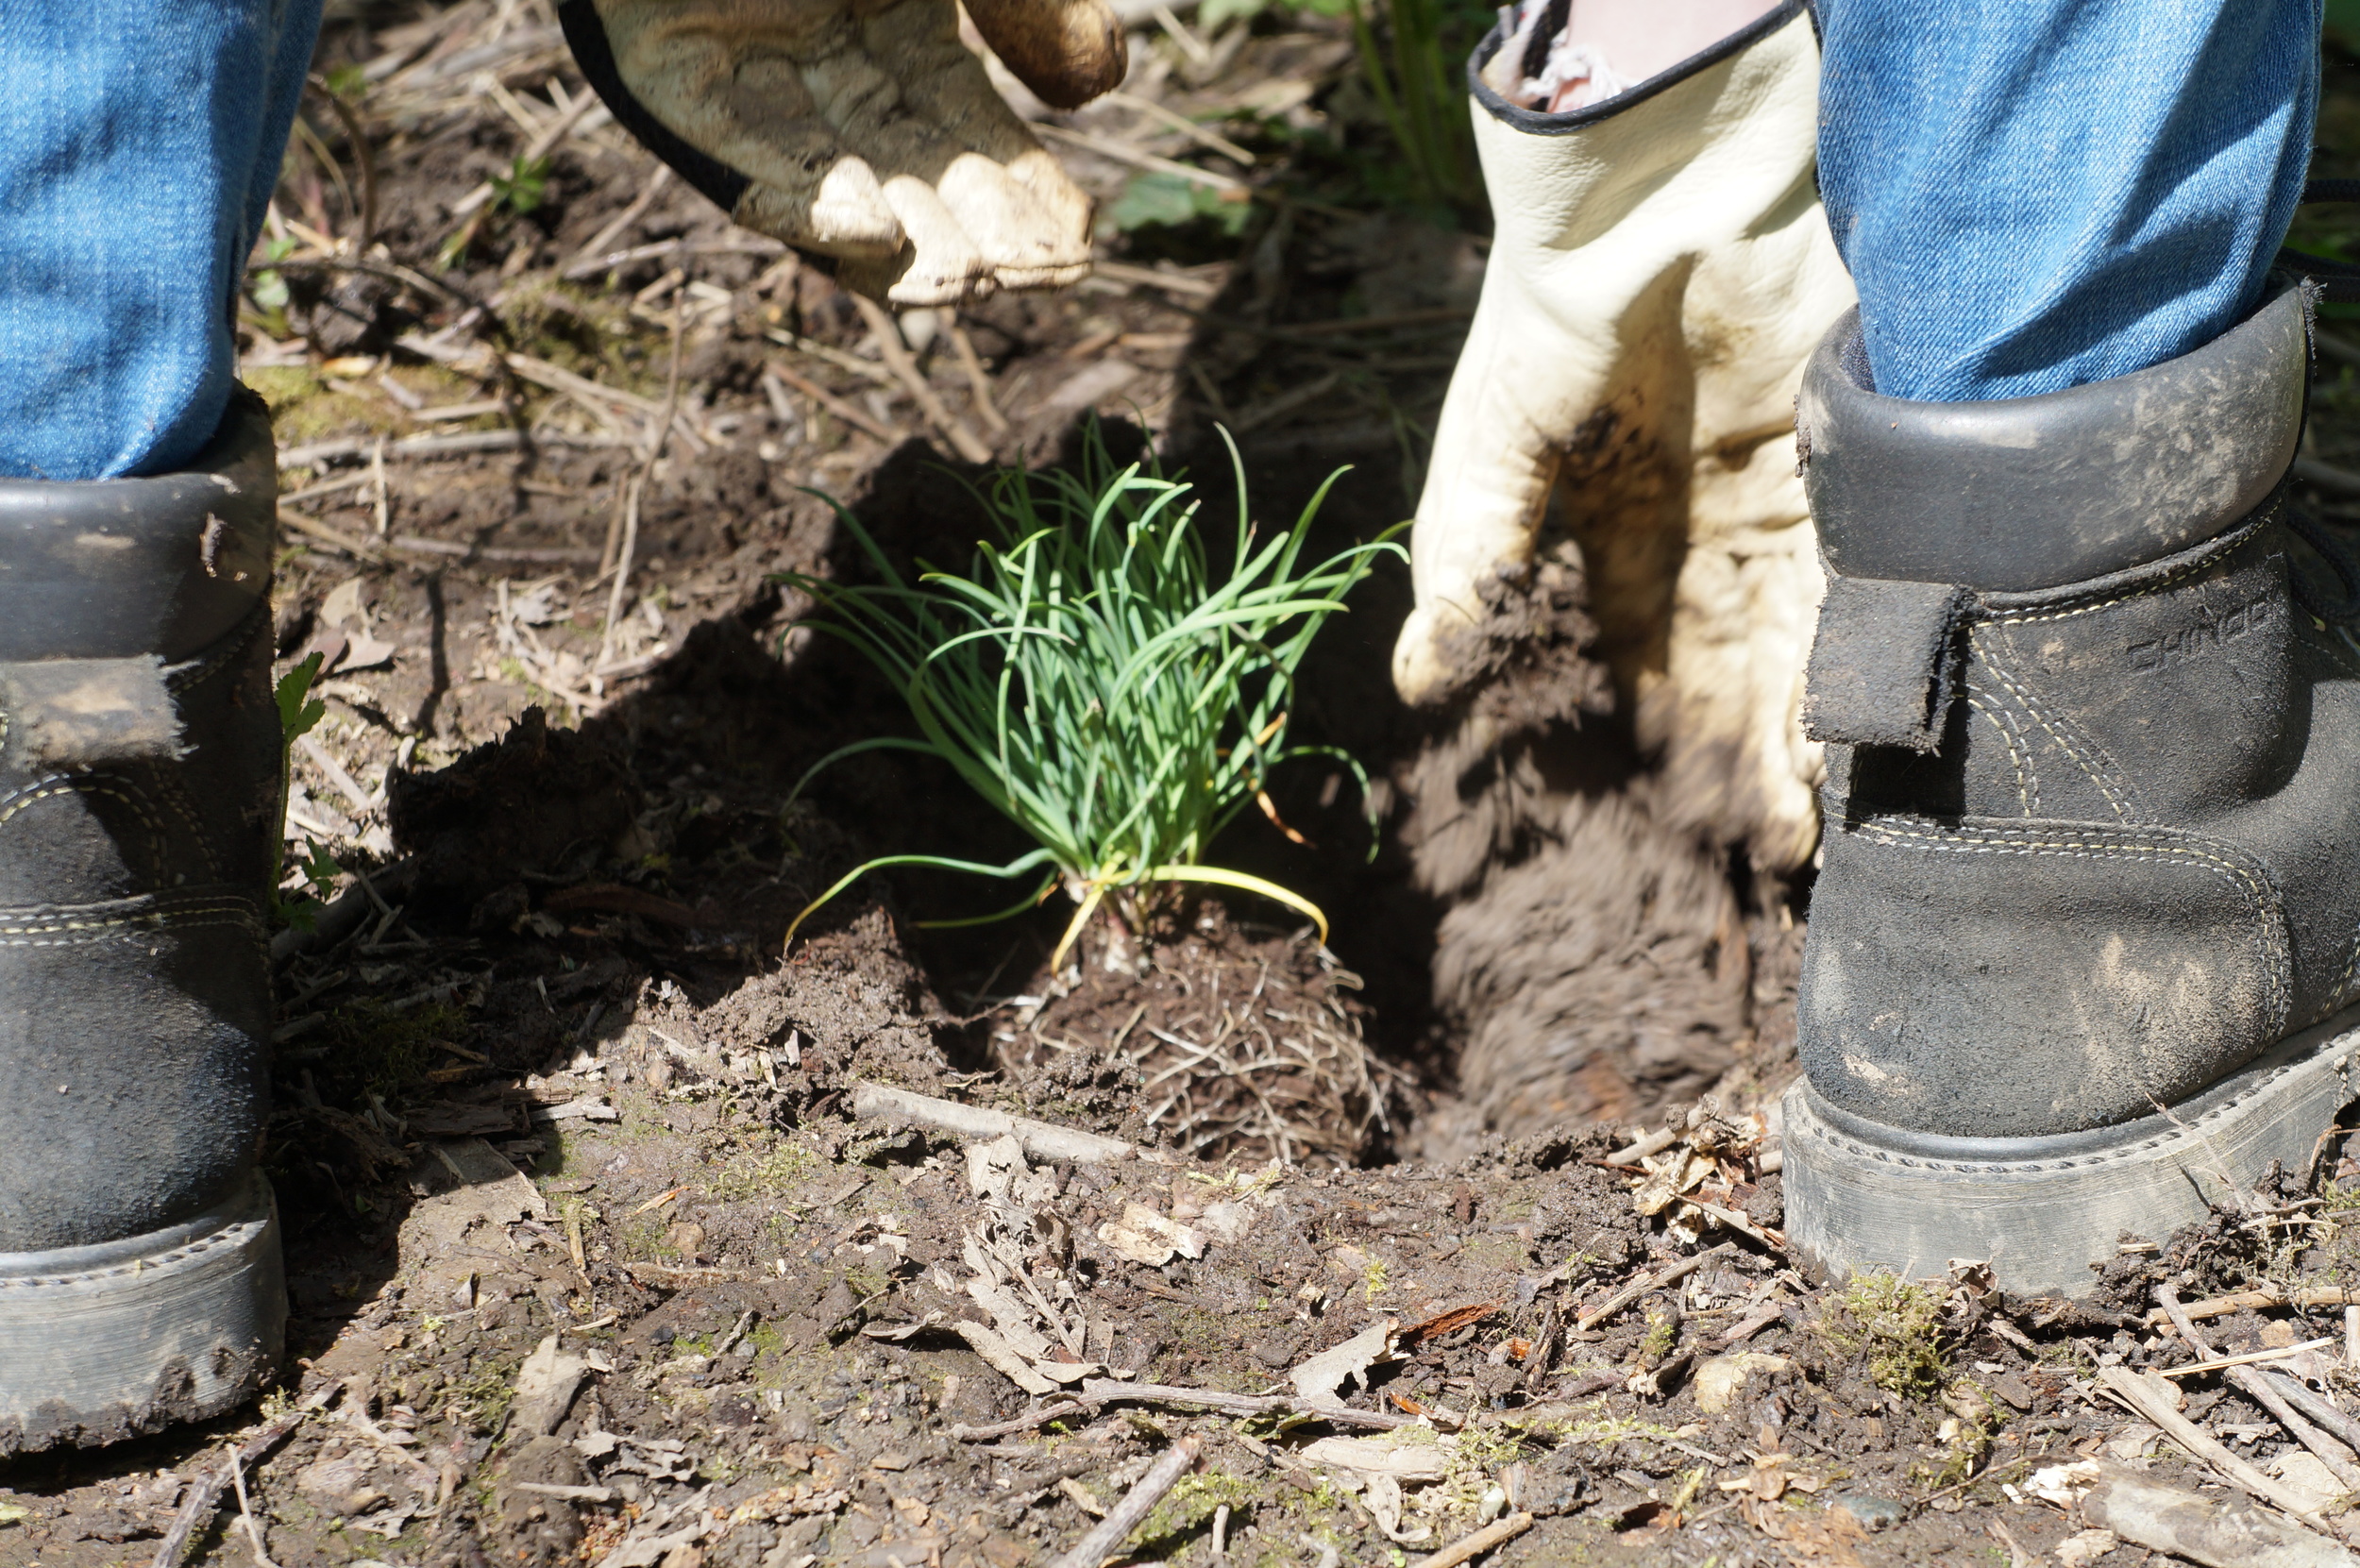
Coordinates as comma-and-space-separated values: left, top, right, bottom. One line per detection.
1796, 283, 2310, 594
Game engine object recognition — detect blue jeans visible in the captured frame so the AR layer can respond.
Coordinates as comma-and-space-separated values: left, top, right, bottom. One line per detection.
0, 1, 2321, 477
1816, 0, 2322, 402
0, 0, 322, 480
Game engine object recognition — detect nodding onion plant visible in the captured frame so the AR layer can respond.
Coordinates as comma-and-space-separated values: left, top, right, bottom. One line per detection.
774, 431, 1404, 969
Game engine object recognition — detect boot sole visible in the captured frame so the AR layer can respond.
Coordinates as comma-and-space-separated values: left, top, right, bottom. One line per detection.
1782, 1003, 2360, 1296
0, 1171, 284, 1454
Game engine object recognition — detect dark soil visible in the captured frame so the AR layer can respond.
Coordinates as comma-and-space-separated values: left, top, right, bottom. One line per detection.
13, 6, 2360, 1568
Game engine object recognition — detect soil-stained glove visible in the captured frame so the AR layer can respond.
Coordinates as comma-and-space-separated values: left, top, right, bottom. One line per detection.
560, 0, 1120, 304
1397, 4, 1854, 869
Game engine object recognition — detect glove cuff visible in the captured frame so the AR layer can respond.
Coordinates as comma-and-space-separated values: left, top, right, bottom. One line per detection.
1468, 0, 1807, 134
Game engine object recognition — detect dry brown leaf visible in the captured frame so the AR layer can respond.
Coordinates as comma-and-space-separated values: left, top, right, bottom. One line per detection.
1290, 1321, 1398, 1406
1122, 1203, 1206, 1258
513, 1335, 593, 1436
1297, 1436, 1448, 1481
1694, 1353, 1792, 1415
1631, 1147, 1713, 1218
1398, 1299, 1505, 1347
1097, 1218, 1178, 1266
953, 1321, 1056, 1396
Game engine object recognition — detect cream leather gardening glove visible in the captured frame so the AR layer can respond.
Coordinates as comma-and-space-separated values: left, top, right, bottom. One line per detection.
1399, 4, 1854, 870
560, 0, 1118, 304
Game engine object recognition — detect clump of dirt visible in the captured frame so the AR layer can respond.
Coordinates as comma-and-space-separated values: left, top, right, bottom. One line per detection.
1391, 536, 1799, 1153
991, 902, 1408, 1167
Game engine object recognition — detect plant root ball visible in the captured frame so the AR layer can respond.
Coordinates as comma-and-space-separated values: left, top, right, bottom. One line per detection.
1000, 904, 1406, 1167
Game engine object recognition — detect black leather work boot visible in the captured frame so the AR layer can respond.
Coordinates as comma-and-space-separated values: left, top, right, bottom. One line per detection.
1780, 282, 2360, 1296
0, 391, 284, 1452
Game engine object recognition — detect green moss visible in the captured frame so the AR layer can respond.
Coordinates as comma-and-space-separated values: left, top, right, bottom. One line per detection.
248, 365, 407, 446
1150, 1307, 1239, 1376
445, 1352, 520, 1433
1136, 1468, 1261, 1549
1636, 1301, 1678, 1365
1818, 1273, 1951, 1402
618, 1213, 682, 1263
1912, 1399, 1994, 1492
705, 1136, 822, 1203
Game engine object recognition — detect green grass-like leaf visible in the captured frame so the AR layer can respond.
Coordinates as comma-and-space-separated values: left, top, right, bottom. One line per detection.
773, 427, 1403, 963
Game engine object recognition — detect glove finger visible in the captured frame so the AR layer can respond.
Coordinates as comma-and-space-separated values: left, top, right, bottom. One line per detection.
997, 147, 1092, 258
1396, 303, 1568, 705
962, 0, 1126, 109
720, 52, 911, 256
835, 175, 994, 305
802, 42, 1078, 294
852, 2, 1094, 286
930, 152, 1090, 287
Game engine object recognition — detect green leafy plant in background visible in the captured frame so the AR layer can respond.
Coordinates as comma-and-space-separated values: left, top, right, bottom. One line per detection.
1104, 171, 1256, 238
773, 429, 1404, 968
1201, 0, 1484, 212
245, 234, 299, 338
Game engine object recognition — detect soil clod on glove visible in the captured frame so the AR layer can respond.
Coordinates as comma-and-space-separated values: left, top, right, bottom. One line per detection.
560, 0, 1116, 305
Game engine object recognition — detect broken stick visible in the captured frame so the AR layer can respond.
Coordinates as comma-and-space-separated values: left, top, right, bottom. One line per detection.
1410, 1511, 1534, 1568
851, 1081, 1136, 1164
2157, 1287, 2360, 1496
1576, 1244, 1732, 1333
1044, 1435, 1203, 1568
950, 1399, 1096, 1442
151, 1385, 337, 1568
2095, 1364, 2345, 1539
2142, 1284, 2360, 1328
2082, 1462, 2360, 1568
1079, 1376, 1419, 1430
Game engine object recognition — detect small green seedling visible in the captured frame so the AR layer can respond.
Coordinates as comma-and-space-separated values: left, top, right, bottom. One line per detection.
774, 429, 1403, 968
490, 153, 551, 216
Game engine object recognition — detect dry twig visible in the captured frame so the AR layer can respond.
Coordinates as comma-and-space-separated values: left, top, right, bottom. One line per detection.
849, 295, 990, 463
1079, 1377, 1418, 1430
850, 1081, 1135, 1163
1409, 1511, 1534, 1568
2095, 1364, 2345, 1538
950, 1400, 1096, 1442
2082, 1462, 2360, 1568
2155, 1287, 2360, 1495
1576, 1246, 1732, 1333
228, 1448, 279, 1568
767, 362, 904, 443
598, 300, 684, 671
1043, 1435, 1202, 1568
151, 1387, 336, 1568
949, 320, 1009, 433
2141, 1285, 2360, 1328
